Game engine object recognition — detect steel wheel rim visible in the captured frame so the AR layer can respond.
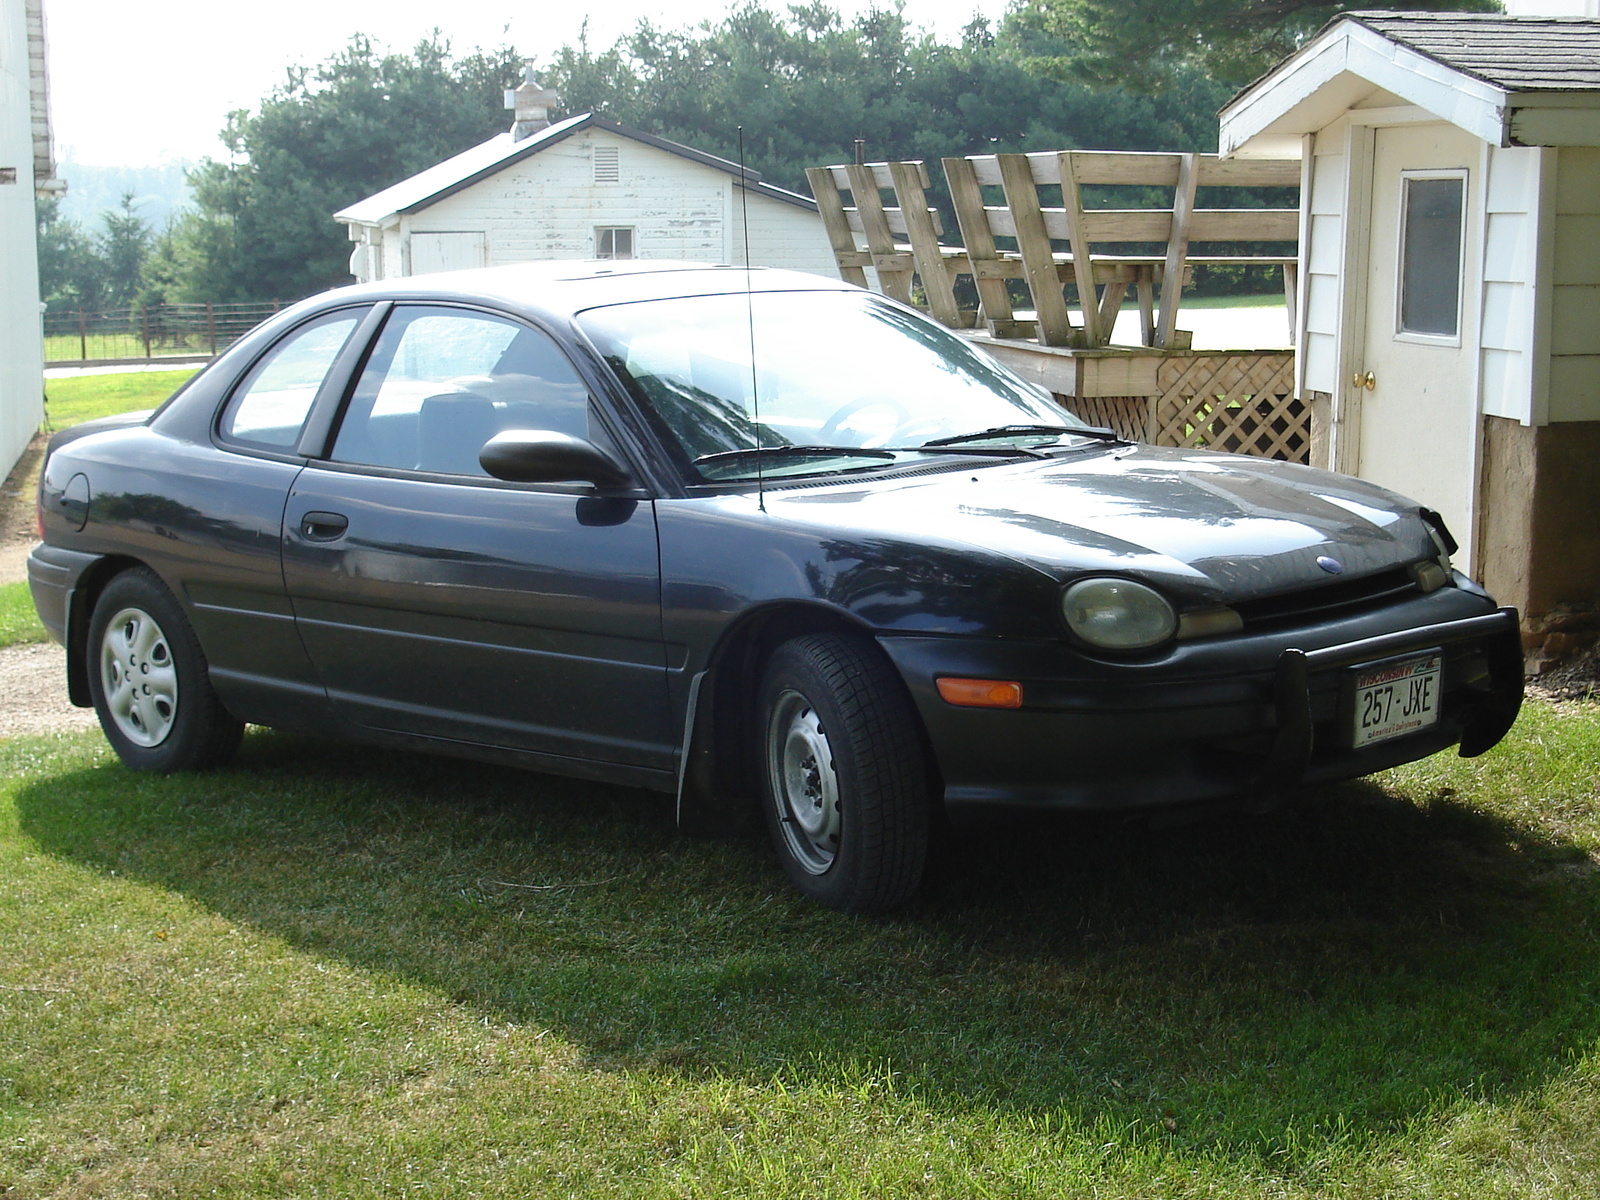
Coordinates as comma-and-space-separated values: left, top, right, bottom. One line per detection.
99, 605, 178, 748
768, 688, 841, 875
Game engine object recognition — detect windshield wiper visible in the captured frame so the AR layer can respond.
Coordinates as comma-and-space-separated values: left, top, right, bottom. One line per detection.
921, 423, 1123, 449
693, 445, 897, 468
898, 443, 1049, 459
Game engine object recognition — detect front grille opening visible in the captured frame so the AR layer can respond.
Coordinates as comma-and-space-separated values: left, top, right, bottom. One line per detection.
1234, 566, 1421, 628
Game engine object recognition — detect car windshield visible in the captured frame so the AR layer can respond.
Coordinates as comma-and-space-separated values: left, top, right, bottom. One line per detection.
576, 290, 1099, 481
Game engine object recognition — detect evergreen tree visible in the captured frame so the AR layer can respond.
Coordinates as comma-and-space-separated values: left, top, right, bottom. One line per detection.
35, 195, 101, 312
543, 3, 1229, 199
1016, 0, 1500, 92
171, 35, 522, 303
35, 193, 156, 312
98, 194, 152, 309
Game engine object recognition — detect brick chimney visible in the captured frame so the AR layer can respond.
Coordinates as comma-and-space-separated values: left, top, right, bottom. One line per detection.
505, 64, 560, 141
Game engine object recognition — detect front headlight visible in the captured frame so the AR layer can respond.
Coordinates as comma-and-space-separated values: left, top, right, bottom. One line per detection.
1061, 577, 1177, 650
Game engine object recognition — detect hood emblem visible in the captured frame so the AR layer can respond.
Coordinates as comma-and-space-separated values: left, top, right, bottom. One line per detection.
1316, 555, 1345, 575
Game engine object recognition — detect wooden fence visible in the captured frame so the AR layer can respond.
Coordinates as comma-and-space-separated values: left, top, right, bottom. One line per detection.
806, 150, 1299, 350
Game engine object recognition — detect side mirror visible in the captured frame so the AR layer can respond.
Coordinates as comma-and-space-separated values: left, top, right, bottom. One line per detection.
479, 429, 634, 490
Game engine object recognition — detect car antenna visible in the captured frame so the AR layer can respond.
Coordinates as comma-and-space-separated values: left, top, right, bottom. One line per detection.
738, 125, 765, 514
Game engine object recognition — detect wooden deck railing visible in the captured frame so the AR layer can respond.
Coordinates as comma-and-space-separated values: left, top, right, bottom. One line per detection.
806, 150, 1300, 350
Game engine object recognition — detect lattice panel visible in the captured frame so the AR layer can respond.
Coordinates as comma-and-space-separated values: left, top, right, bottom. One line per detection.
1151, 353, 1306, 464
1061, 395, 1152, 442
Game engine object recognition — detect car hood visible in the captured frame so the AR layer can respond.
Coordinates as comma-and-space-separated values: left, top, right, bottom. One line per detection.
770, 443, 1435, 605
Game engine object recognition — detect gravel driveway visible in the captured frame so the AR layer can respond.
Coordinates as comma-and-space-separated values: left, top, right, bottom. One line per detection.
0, 642, 96, 738
2, 436, 93, 738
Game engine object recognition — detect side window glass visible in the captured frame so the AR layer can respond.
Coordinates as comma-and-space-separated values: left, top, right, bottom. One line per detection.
330, 306, 614, 476
219, 311, 362, 449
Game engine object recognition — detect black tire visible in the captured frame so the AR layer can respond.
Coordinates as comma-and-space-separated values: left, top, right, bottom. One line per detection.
86, 567, 244, 772
759, 633, 931, 913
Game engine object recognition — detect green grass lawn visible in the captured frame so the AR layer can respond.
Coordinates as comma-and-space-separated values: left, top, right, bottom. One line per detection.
1183, 292, 1288, 310
41, 369, 197, 431
0, 581, 46, 646
7, 357, 1597, 1196
3, 699, 1598, 1197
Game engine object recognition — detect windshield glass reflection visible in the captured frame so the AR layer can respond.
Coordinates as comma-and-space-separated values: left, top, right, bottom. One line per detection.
577, 291, 1090, 481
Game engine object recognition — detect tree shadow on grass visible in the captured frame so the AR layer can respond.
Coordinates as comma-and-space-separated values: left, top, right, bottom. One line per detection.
16, 727, 1600, 1158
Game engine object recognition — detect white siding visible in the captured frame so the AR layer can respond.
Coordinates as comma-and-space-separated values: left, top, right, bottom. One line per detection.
0, 0, 44, 479
404, 129, 836, 278
1548, 145, 1600, 421
410, 230, 488, 274
1300, 133, 1346, 395
1478, 145, 1542, 421
732, 183, 841, 276
381, 227, 404, 279
417, 133, 723, 262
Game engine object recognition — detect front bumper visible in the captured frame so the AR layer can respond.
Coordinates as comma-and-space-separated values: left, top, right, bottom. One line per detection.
878, 588, 1523, 817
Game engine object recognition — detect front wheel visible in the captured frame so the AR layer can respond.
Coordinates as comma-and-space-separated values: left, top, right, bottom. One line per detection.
760, 633, 931, 913
87, 568, 244, 771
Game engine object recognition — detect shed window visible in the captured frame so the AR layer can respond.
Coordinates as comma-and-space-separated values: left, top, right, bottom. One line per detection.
594, 145, 620, 184
1398, 173, 1465, 339
596, 227, 634, 260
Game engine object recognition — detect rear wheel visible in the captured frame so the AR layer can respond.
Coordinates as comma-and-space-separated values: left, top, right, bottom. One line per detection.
87, 568, 243, 771
759, 633, 931, 913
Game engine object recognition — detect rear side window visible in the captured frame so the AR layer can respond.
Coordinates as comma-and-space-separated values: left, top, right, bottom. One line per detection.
219, 311, 363, 449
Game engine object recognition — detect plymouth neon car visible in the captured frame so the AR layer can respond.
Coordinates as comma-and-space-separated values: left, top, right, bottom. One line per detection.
28, 262, 1523, 912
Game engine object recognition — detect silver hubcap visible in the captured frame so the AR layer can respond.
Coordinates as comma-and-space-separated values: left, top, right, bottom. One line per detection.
768, 689, 841, 875
99, 606, 178, 748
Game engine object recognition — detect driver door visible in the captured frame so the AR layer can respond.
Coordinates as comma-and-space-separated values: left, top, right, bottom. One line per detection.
282, 304, 674, 779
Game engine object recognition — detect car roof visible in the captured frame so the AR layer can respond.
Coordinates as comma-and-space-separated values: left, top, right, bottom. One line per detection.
307, 261, 860, 323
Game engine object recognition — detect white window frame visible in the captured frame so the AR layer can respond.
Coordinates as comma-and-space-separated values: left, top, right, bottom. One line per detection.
1393, 168, 1468, 348
595, 226, 635, 260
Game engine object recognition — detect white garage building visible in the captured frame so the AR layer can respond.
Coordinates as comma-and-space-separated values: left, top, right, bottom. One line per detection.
335, 74, 838, 283
1, 0, 59, 480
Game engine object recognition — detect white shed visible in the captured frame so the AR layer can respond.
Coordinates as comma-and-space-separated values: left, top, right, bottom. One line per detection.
1220, 11, 1600, 659
335, 78, 838, 284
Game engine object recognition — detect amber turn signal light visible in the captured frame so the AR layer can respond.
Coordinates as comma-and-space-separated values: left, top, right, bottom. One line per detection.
936, 677, 1024, 709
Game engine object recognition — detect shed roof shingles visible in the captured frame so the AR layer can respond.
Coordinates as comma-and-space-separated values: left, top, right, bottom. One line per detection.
1348, 11, 1600, 92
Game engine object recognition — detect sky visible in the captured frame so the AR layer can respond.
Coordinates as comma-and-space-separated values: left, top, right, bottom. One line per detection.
45, 0, 1010, 167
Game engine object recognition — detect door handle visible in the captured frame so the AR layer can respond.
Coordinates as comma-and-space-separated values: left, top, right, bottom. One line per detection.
1351, 371, 1376, 390
300, 511, 349, 541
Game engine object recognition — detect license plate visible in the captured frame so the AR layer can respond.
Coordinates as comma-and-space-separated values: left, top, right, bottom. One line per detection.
1351, 652, 1442, 747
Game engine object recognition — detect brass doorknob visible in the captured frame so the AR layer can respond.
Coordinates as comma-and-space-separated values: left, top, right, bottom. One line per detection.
1351, 371, 1376, 390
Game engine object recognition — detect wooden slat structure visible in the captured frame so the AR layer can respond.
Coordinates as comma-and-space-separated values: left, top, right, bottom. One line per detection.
809, 149, 1299, 350
805, 149, 1308, 468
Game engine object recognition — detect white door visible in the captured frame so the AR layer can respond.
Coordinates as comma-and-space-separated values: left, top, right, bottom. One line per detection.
408, 231, 487, 276
1355, 123, 1481, 569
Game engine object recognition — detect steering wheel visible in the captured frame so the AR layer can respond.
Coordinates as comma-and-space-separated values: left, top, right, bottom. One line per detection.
818, 397, 913, 447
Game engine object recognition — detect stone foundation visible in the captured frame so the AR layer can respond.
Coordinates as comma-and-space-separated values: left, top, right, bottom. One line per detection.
1306, 390, 1333, 470
1522, 604, 1600, 676
1479, 416, 1600, 671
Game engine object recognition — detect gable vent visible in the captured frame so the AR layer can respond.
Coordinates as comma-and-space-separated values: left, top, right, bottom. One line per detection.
594, 146, 620, 184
